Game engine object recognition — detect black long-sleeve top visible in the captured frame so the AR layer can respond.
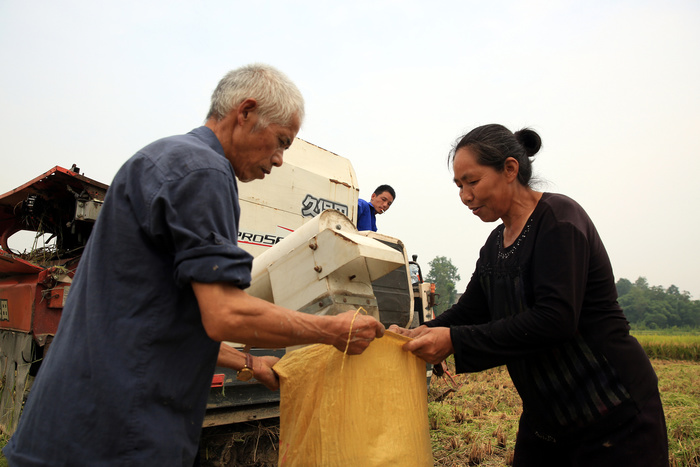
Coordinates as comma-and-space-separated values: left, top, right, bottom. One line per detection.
428, 193, 659, 434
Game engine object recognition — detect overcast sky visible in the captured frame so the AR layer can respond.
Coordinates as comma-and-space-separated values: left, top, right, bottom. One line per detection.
1, 0, 699, 298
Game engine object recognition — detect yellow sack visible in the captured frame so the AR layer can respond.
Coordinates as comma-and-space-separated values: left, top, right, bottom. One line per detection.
274, 331, 433, 467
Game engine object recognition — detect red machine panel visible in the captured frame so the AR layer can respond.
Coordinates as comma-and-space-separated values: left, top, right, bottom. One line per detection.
0, 277, 36, 333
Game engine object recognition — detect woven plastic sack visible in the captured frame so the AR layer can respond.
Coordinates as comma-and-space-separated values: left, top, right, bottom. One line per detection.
274, 331, 433, 466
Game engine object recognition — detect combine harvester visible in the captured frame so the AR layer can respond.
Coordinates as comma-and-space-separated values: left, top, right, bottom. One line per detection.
0, 140, 437, 459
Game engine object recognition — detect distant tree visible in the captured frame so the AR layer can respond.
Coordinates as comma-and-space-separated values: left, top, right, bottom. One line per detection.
617, 276, 700, 329
618, 284, 649, 324
616, 278, 633, 297
426, 256, 461, 315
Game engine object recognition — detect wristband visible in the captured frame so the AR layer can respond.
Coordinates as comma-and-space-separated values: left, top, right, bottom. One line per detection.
236, 347, 254, 381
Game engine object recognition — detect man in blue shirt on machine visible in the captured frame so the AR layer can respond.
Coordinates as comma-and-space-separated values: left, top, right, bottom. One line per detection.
357, 184, 395, 232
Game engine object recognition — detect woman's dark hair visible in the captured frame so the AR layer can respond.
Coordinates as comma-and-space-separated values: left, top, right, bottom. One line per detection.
448, 124, 542, 187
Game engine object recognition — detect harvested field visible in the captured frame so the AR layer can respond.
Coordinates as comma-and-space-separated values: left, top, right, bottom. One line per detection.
2, 359, 698, 466
197, 358, 700, 467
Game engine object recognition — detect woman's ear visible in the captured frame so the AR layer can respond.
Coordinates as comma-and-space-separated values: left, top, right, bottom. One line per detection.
504, 157, 520, 182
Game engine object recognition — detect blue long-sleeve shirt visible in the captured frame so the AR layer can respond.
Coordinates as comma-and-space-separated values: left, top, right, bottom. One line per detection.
357, 198, 377, 231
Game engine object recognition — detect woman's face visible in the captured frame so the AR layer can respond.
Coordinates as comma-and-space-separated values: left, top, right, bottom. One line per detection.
452, 147, 512, 223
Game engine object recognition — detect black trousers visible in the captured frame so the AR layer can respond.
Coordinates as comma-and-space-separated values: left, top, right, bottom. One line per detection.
512, 394, 669, 467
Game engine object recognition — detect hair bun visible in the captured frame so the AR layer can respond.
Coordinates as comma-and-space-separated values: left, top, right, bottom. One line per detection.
514, 128, 542, 158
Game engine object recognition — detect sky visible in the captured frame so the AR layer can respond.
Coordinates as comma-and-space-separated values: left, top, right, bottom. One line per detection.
1, 0, 699, 298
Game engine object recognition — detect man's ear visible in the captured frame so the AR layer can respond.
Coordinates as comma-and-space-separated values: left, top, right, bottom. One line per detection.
237, 98, 258, 125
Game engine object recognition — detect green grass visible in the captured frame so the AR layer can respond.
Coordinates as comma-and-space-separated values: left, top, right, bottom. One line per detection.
428, 358, 700, 466
0, 434, 7, 467
656, 359, 700, 466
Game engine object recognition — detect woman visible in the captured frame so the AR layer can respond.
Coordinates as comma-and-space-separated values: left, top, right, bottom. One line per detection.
391, 124, 668, 466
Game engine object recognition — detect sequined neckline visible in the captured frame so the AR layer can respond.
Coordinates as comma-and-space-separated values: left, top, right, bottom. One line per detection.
498, 217, 533, 260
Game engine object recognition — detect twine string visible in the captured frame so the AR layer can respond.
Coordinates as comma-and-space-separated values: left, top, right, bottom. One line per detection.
340, 306, 367, 372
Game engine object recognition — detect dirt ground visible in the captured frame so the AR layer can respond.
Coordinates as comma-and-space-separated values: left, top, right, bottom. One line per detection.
196, 419, 281, 467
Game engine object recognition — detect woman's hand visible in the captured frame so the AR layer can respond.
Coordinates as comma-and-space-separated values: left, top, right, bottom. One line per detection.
399, 326, 454, 364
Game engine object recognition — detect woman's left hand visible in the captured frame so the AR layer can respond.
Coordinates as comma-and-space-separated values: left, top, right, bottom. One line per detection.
401, 327, 454, 364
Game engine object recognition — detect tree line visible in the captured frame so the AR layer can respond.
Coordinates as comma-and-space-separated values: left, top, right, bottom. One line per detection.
425, 256, 700, 329
616, 277, 700, 330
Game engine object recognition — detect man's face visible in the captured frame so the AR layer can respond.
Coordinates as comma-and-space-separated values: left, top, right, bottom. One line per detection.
370, 191, 394, 214
229, 110, 301, 183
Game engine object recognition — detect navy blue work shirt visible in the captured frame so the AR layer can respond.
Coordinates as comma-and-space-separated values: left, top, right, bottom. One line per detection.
4, 127, 254, 466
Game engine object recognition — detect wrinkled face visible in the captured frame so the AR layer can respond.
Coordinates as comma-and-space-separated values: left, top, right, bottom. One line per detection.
452, 147, 511, 223
370, 191, 394, 214
230, 112, 301, 182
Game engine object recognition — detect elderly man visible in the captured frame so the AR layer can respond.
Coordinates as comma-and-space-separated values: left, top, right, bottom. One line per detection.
3, 64, 384, 466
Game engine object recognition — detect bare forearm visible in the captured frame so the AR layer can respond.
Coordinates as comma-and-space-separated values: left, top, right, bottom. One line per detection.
193, 281, 383, 352
216, 342, 247, 368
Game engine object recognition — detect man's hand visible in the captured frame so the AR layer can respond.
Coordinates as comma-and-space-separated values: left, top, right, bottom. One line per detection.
252, 355, 281, 391
330, 309, 385, 355
216, 343, 281, 390
389, 325, 454, 365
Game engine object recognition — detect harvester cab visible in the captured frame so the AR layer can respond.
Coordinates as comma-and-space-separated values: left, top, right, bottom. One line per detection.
205, 138, 435, 426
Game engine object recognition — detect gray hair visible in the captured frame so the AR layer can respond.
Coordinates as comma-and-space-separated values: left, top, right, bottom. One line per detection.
206, 63, 305, 129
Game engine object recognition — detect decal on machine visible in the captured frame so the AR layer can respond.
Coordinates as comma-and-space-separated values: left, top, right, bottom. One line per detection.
238, 225, 294, 248
301, 194, 349, 218
0, 299, 8, 321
